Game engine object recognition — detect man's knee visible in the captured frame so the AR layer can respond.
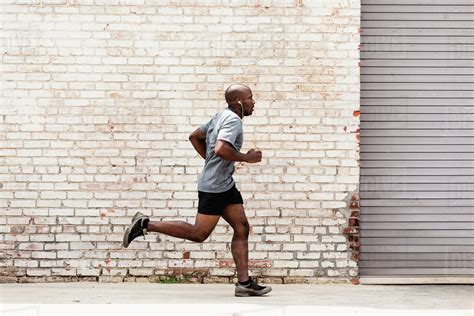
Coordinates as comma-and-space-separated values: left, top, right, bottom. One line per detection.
235, 221, 250, 237
243, 221, 250, 233
193, 230, 211, 243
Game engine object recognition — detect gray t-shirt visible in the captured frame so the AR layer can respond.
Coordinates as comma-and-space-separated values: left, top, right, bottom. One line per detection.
197, 108, 243, 193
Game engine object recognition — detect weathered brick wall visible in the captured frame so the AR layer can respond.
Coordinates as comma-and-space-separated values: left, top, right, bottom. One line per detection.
0, 0, 360, 283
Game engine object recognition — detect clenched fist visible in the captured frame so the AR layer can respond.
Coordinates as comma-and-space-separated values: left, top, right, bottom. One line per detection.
245, 148, 262, 163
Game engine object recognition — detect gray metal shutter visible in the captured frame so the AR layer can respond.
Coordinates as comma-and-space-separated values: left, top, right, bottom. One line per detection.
360, 0, 474, 284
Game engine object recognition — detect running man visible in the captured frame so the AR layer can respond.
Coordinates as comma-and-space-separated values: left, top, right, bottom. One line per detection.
123, 84, 272, 297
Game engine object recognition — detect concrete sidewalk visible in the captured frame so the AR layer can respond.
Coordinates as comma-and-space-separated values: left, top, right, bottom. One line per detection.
1, 283, 473, 315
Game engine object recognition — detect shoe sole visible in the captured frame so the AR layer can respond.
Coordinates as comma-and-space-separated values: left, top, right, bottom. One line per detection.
131, 211, 144, 223
122, 226, 131, 248
122, 212, 147, 248
235, 286, 272, 297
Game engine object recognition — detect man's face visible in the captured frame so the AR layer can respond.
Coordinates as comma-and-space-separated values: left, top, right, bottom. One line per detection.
240, 89, 255, 117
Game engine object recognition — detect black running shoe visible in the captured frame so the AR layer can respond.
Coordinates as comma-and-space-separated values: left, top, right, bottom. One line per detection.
122, 212, 149, 248
235, 278, 272, 297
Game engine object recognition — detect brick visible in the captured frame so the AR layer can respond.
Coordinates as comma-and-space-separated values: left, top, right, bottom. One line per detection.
26, 268, 51, 276
77, 269, 100, 276
14, 260, 39, 268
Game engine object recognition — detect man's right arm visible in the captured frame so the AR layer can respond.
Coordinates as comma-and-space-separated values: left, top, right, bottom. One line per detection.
189, 128, 207, 159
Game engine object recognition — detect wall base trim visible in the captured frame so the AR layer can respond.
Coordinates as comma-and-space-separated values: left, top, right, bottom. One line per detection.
360, 276, 474, 285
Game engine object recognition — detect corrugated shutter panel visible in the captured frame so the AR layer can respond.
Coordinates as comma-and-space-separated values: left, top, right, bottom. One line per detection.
360, 0, 474, 282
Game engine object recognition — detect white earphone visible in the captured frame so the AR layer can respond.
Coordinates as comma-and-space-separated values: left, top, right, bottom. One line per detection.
238, 101, 243, 116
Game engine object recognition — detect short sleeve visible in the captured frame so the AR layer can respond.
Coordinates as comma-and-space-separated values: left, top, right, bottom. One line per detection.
217, 116, 242, 148
199, 119, 212, 134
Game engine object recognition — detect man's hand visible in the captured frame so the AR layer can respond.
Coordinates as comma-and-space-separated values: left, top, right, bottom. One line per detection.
245, 148, 262, 163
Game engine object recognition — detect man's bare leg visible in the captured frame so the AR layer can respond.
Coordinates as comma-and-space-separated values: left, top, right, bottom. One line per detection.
146, 213, 220, 243
222, 203, 250, 282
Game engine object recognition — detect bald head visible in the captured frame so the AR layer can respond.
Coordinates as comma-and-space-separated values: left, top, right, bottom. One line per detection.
224, 84, 255, 118
225, 84, 251, 105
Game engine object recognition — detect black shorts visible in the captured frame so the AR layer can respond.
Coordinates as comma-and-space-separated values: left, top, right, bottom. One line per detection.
198, 185, 244, 216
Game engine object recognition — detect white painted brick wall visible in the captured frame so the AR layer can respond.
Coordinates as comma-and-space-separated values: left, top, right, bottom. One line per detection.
0, 0, 360, 284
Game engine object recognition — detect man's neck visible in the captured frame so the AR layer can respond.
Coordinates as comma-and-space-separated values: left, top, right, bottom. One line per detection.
228, 106, 243, 119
